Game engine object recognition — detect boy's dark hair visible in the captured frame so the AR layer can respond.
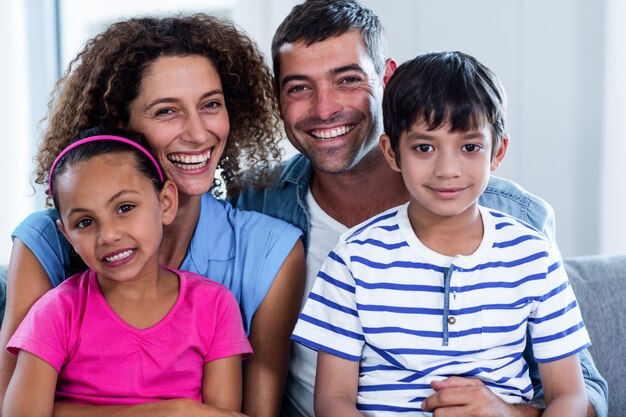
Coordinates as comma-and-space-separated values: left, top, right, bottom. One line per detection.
50, 126, 164, 210
271, 0, 387, 92
383, 51, 507, 163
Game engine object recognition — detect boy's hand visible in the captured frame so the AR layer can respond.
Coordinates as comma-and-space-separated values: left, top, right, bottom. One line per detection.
421, 377, 542, 417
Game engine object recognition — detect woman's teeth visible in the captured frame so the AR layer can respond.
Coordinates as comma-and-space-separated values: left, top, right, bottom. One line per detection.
168, 150, 211, 169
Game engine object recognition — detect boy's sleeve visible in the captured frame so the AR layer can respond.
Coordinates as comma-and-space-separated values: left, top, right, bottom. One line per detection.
292, 244, 364, 361
528, 247, 591, 362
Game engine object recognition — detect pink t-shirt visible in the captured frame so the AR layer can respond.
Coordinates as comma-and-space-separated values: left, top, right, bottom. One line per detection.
8, 268, 252, 405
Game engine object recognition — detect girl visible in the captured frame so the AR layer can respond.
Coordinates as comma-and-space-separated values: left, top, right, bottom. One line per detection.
3, 129, 251, 417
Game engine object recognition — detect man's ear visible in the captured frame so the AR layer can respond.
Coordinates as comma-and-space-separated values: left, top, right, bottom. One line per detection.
383, 58, 397, 86
490, 134, 509, 171
159, 180, 178, 226
380, 134, 401, 173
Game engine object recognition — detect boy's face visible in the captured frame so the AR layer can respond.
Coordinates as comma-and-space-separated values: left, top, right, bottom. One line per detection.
381, 119, 507, 222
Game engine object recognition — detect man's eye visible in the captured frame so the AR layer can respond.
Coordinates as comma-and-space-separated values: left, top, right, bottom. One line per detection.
287, 85, 308, 95
341, 76, 360, 84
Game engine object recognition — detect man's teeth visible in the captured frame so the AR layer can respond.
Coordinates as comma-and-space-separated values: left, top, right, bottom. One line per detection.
105, 249, 134, 263
168, 150, 211, 169
311, 125, 355, 140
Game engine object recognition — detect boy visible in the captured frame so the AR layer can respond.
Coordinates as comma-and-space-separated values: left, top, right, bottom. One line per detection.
291, 51, 590, 416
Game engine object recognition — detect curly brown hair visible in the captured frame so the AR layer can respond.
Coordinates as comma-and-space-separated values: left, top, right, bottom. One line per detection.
36, 13, 282, 201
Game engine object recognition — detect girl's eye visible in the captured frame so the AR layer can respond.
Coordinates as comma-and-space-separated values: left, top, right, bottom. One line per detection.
462, 144, 482, 152
75, 218, 93, 229
118, 204, 135, 214
414, 144, 433, 152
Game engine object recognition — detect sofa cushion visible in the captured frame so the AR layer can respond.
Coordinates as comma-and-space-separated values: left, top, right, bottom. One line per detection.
565, 254, 626, 417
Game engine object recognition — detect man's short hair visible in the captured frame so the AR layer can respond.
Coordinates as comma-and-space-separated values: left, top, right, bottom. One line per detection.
383, 51, 507, 161
271, 0, 387, 91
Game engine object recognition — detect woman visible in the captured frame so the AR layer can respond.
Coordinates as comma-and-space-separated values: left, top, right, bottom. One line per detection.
0, 14, 305, 417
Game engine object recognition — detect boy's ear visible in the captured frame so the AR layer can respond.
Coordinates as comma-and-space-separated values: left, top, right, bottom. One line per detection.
490, 134, 509, 171
160, 180, 178, 226
379, 134, 401, 172
383, 58, 397, 86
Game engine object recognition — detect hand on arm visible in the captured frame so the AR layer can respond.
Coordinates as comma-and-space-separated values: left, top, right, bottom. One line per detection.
421, 376, 543, 417
3, 350, 58, 417
242, 240, 305, 417
539, 355, 587, 417
0, 239, 54, 414
314, 351, 364, 417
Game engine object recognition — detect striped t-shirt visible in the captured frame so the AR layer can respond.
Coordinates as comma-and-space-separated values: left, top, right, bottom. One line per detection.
292, 203, 590, 416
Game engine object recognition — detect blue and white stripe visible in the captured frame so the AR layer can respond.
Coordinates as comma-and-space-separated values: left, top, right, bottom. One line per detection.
292, 203, 590, 416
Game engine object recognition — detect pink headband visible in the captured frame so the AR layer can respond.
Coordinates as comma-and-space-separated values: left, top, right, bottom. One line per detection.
49, 134, 164, 195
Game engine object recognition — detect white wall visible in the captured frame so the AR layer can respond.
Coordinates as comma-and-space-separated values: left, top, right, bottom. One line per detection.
1, 0, 623, 262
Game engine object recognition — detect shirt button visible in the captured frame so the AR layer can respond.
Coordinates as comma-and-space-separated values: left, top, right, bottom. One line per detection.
448, 316, 456, 325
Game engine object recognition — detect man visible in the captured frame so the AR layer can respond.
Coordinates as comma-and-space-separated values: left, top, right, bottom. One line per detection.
237, 1, 608, 416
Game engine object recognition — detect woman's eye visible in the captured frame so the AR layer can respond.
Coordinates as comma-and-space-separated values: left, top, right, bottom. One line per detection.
75, 218, 93, 229
203, 101, 222, 110
118, 204, 135, 214
154, 108, 175, 117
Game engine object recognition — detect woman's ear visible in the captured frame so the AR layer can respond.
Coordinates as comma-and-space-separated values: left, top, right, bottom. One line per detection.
159, 180, 178, 226
490, 134, 509, 171
379, 134, 401, 172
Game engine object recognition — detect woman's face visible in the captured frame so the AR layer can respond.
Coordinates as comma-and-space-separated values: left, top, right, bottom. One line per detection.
128, 55, 230, 197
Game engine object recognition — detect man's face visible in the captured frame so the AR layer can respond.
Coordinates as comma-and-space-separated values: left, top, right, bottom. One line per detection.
277, 31, 384, 174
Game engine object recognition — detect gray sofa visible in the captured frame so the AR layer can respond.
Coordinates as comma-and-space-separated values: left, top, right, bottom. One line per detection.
0, 255, 624, 415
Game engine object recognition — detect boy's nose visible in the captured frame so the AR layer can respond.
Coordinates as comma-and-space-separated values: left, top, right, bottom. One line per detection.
434, 152, 462, 178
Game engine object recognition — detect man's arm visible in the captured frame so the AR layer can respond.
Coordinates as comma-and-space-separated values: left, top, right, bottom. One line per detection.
314, 351, 364, 417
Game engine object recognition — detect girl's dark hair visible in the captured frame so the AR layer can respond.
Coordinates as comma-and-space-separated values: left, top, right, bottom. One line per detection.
50, 127, 164, 210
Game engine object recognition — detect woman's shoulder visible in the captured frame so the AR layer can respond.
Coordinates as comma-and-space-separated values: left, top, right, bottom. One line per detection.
199, 192, 302, 238
13, 208, 61, 236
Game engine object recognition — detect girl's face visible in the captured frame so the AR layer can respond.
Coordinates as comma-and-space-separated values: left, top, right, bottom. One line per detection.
128, 55, 230, 197
56, 153, 177, 284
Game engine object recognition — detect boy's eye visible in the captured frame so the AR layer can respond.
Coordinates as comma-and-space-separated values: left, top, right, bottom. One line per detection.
75, 218, 93, 229
118, 204, 135, 214
462, 144, 482, 152
414, 144, 434, 152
